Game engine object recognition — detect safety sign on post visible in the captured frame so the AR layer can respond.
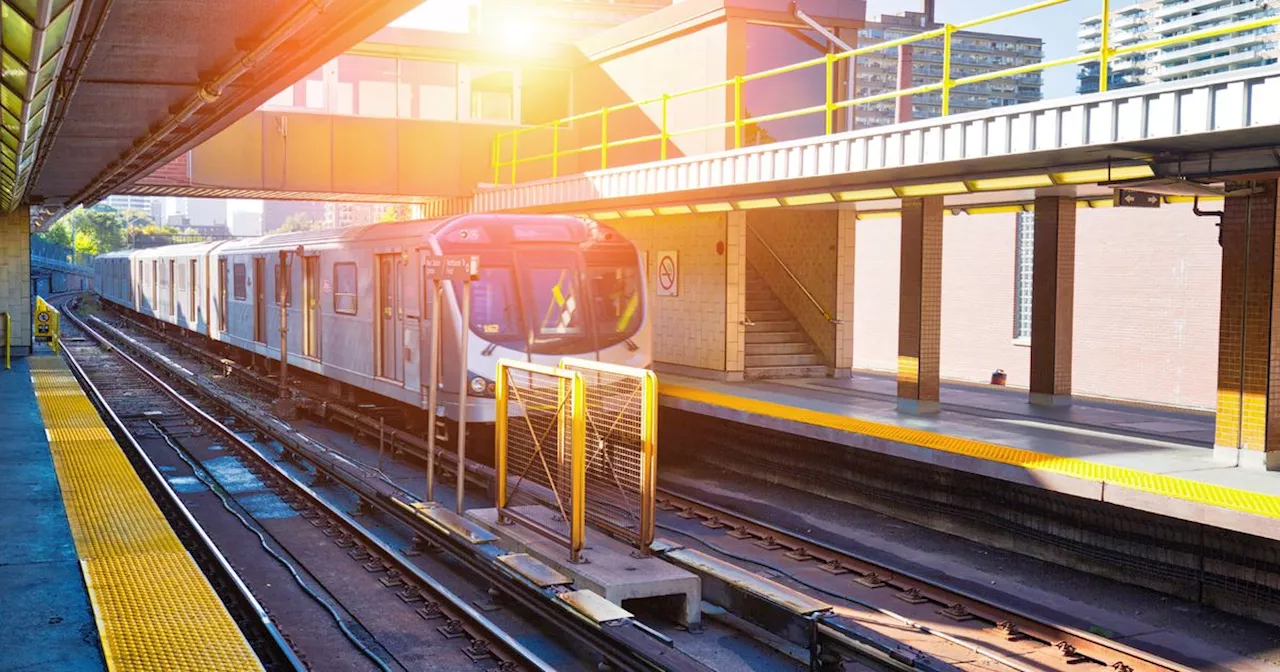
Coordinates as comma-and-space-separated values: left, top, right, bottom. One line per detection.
33, 296, 60, 352
656, 250, 678, 297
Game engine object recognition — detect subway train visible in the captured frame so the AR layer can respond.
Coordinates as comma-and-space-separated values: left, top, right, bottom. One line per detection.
94, 214, 651, 425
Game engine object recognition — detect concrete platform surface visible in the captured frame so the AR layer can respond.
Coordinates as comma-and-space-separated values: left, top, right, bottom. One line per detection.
659, 372, 1280, 540
0, 358, 104, 671
468, 505, 701, 626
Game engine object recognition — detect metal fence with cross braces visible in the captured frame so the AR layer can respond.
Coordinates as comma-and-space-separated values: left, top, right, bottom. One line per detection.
558, 357, 658, 554
494, 359, 588, 562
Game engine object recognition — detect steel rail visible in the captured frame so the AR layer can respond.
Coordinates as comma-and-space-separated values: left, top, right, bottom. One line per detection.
75, 302, 713, 672
655, 487, 1200, 672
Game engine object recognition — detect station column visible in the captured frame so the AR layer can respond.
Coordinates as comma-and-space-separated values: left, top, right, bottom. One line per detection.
897, 196, 942, 413
1215, 179, 1280, 471
1, 205, 32, 357
1029, 195, 1076, 406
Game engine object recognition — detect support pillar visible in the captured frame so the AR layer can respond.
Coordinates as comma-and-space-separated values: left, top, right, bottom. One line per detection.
1, 206, 32, 357
833, 207, 856, 376
725, 211, 747, 381
897, 196, 942, 414
1029, 196, 1075, 406
1215, 179, 1280, 471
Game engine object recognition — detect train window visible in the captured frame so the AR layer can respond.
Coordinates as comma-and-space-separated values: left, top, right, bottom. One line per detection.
527, 268, 583, 336
461, 268, 520, 337
334, 262, 357, 315
233, 263, 247, 301
588, 265, 642, 335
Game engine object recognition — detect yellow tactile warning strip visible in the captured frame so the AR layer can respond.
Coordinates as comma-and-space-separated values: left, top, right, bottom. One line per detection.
29, 356, 263, 672
661, 383, 1280, 521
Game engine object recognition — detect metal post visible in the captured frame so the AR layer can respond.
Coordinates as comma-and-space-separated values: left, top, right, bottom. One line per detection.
600, 107, 610, 169
511, 132, 519, 184
941, 25, 954, 116
660, 94, 670, 160
552, 122, 560, 178
1099, 0, 1111, 93
824, 53, 835, 135
426, 279, 442, 502
456, 278, 472, 514
733, 76, 744, 148
569, 372, 587, 564
492, 137, 500, 185
277, 250, 289, 401
494, 362, 508, 521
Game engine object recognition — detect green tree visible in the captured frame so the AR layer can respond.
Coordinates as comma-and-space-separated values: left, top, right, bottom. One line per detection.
37, 206, 130, 263
277, 212, 323, 232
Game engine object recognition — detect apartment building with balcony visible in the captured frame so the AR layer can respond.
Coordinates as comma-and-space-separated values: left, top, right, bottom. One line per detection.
1078, 0, 1280, 93
852, 11, 1044, 129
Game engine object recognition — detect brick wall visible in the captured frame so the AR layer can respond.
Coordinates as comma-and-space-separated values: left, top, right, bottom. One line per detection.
745, 208, 840, 366
853, 203, 1221, 409
1, 207, 31, 354
611, 213, 729, 372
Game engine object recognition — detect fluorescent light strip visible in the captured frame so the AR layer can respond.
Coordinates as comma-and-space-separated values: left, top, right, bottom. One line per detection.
967, 174, 1054, 191
897, 182, 968, 197
692, 202, 733, 213
656, 205, 692, 215
591, 212, 620, 220
781, 193, 836, 206
622, 208, 655, 217
736, 198, 781, 210
837, 188, 898, 201
1051, 164, 1154, 185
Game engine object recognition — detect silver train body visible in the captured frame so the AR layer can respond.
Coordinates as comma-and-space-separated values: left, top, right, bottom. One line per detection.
94, 214, 652, 423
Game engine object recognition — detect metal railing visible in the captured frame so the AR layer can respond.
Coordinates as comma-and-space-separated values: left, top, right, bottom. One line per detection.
492, 0, 1280, 184
558, 357, 658, 554
746, 223, 837, 325
494, 360, 588, 563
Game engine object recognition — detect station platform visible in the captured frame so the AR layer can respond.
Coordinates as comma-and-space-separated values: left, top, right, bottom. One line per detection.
658, 371, 1280, 540
0, 353, 263, 671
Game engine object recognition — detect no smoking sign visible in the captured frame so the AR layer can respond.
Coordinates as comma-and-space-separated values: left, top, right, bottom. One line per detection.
656, 250, 678, 297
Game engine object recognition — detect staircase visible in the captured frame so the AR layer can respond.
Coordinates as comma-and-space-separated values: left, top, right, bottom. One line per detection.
744, 264, 828, 379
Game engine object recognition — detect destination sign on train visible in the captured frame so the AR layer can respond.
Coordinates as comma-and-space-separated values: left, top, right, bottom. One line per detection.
424, 255, 480, 280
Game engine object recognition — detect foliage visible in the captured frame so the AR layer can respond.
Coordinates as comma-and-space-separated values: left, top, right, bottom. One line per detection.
37, 205, 182, 262
277, 212, 324, 232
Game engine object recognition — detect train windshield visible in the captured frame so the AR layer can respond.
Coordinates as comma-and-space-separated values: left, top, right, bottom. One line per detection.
453, 249, 643, 355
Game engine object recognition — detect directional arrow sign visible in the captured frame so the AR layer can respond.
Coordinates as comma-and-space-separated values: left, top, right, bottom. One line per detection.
1113, 189, 1161, 208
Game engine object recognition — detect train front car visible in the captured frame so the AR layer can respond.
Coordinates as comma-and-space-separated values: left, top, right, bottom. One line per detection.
430, 214, 651, 419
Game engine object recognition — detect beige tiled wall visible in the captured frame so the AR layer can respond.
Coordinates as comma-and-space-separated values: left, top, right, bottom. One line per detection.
725, 212, 746, 376
1, 207, 31, 355
611, 213, 730, 373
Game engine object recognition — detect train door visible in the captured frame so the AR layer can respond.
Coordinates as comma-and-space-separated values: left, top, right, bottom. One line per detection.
189, 259, 197, 324
217, 258, 228, 333
254, 257, 267, 343
302, 256, 320, 358
168, 260, 176, 319
151, 260, 158, 314
376, 254, 398, 380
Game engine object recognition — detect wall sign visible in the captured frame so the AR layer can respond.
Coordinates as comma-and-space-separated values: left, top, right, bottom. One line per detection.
656, 250, 678, 297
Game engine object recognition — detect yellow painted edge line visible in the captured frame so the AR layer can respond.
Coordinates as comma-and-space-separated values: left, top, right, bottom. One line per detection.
660, 383, 1280, 521
29, 356, 264, 672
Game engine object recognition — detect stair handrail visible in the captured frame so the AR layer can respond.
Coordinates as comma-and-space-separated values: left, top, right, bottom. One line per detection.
745, 223, 840, 324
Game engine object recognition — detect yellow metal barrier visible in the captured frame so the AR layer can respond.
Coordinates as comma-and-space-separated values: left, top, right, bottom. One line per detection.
34, 296, 60, 353
492, 0, 1280, 184
558, 358, 658, 554
494, 359, 588, 563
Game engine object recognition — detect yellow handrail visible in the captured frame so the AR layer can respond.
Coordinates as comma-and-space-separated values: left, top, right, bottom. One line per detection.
492, 0, 1280, 183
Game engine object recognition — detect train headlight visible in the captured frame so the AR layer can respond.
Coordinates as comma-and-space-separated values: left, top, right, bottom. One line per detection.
469, 375, 490, 396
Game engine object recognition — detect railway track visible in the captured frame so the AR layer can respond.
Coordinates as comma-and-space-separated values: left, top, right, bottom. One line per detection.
58, 298, 556, 672
67, 297, 737, 672
86, 299, 1210, 672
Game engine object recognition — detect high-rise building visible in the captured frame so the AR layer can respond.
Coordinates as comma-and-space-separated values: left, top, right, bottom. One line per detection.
231, 211, 263, 237
186, 198, 228, 231
1077, 0, 1280, 94
853, 11, 1044, 129
102, 194, 163, 223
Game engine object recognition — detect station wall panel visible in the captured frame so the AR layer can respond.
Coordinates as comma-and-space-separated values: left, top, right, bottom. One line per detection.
612, 213, 729, 372
3, 207, 31, 354
190, 114, 263, 189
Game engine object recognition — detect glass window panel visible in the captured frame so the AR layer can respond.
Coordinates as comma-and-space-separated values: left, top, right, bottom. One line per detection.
588, 265, 641, 336
336, 55, 397, 117
40, 5, 72, 65
1, 84, 22, 117
233, 263, 247, 301
398, 59, 456, 120
468, 66, 514, 122
2, 51, 27, 95
520, 68, 569, 126
334, 262, 357, 314
458, 267, 520, 337
1, 4, 34, 66
1, 108, 17, 138
527, 267, 583, 336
